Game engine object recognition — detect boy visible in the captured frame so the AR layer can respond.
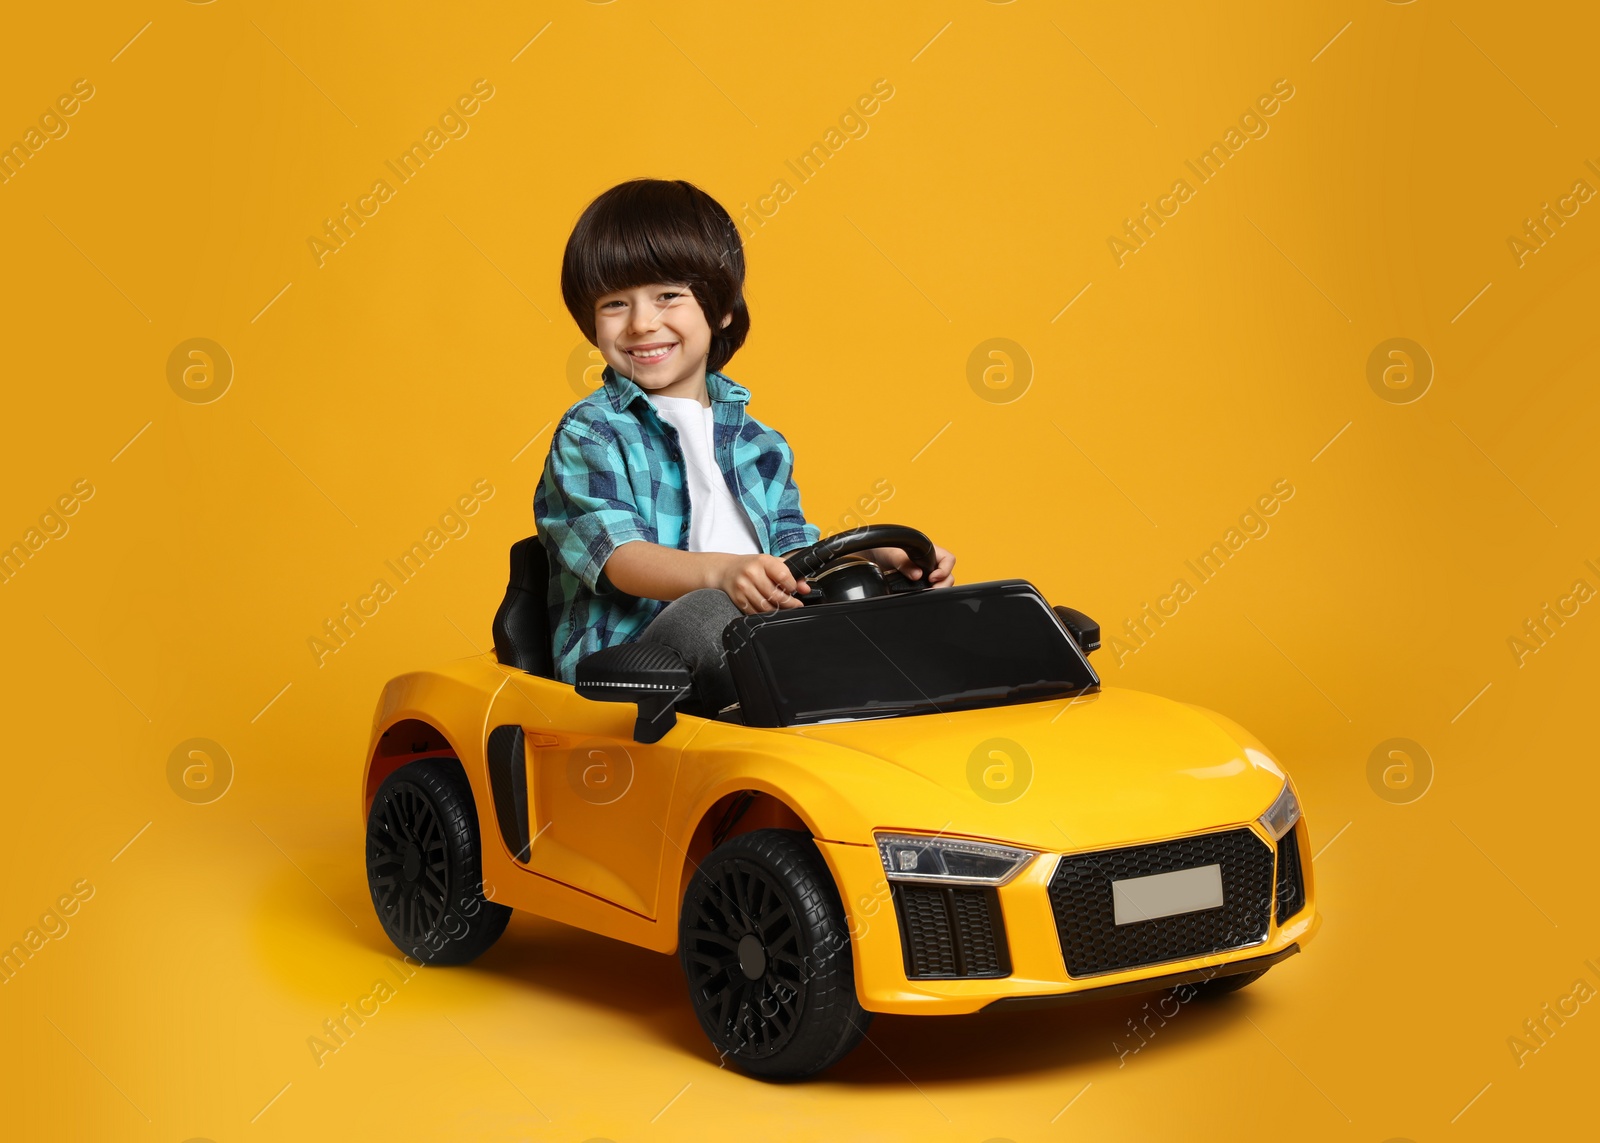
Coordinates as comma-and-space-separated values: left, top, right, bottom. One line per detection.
536, 179, 955, 714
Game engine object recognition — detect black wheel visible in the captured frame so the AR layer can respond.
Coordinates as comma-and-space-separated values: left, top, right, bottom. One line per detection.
366, 758, 511, 965
1185, 968, 1267, 999
679, 829, 871, 1080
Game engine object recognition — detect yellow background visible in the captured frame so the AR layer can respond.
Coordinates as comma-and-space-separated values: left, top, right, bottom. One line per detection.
3, 1, 1596, 1139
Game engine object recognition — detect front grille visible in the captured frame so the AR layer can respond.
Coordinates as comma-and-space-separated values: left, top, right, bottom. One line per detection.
1048, 828, 1274, 977
893, 884, 1011, 978
1274, 826, 1307, 924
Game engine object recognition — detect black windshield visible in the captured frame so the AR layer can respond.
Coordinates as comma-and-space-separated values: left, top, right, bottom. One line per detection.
724, 580, 1099, 726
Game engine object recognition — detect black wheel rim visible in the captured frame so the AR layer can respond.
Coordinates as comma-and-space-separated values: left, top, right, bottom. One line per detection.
367, 781, 450, 943
684, 859, 808, 1059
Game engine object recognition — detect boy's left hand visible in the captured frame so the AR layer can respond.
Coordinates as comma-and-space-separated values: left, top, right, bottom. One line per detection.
869, 544, 956, 588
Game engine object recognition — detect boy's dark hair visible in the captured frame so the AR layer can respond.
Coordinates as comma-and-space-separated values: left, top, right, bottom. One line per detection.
561, 179, 749, 374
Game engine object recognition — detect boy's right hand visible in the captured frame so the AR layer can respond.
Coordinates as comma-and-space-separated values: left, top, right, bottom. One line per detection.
715, 553, 809, 614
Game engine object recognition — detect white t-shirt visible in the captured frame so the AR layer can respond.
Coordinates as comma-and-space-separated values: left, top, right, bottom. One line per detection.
647, 394, 761, 555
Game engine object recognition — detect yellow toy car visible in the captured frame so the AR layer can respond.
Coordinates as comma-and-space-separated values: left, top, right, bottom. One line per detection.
363, 525, 1317, 1079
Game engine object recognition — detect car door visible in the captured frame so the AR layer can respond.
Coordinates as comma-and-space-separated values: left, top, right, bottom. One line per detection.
487, 678, 685, 918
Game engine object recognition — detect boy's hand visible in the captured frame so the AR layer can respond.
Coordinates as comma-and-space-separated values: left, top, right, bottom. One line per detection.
715, 553, 810, 614
869, 544, 956, 588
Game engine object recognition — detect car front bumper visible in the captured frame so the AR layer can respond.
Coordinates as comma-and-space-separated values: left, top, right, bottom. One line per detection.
817, 816, 1319, 1016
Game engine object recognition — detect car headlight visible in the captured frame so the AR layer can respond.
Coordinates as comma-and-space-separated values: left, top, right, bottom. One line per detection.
1258, 780, 1302, 841
875, 832, 1036, 886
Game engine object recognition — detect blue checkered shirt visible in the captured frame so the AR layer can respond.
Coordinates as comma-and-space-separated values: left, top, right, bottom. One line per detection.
534, 367, 820, 682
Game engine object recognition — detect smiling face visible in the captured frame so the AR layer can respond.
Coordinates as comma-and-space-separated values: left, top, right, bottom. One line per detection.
592, 283, 731, 403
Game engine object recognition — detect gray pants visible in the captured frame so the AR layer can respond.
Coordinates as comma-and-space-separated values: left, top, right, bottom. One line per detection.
639, 588, 742, 715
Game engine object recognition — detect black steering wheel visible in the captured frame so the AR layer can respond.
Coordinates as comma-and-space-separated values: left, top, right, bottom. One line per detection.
783, 524, 939, 604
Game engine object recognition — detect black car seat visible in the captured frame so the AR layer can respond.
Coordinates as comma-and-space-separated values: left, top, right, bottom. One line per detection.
492, 536, 555, 678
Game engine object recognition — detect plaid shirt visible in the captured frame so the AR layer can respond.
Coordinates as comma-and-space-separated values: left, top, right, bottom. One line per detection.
534, 366, 820, 682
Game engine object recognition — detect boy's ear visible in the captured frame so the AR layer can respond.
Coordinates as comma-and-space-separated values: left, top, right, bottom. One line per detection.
719, 312, 732, 329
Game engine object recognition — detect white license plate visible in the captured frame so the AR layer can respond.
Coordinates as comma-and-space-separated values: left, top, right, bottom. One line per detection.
1112, 863, 1224, 925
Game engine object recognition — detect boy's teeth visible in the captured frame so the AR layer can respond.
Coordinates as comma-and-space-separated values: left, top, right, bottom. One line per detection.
631, 345, 671, 359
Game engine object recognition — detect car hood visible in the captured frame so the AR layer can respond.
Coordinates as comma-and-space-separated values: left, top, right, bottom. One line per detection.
785, 687, 1288, 853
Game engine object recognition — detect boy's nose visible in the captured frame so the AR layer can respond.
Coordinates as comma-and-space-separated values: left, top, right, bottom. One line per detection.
628, 303, 662, 334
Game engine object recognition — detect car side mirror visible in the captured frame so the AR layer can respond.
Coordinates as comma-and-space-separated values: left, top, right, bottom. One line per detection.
1053, 606, 1101, 655
574, 642, 694, 744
